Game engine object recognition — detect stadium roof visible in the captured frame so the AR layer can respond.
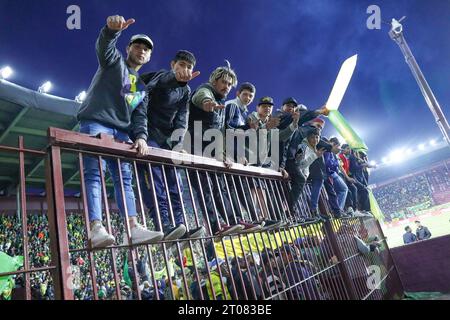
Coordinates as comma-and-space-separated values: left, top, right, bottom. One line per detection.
370, 147, 450, 186
0, 80, 79, 195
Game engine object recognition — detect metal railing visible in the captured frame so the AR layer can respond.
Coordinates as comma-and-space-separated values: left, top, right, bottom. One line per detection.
0, 128, 404, 300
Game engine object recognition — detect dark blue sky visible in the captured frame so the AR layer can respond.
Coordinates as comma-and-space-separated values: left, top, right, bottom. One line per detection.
1, 0, 449, 162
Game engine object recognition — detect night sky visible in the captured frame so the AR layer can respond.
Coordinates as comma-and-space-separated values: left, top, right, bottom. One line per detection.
1, 0, 449, 163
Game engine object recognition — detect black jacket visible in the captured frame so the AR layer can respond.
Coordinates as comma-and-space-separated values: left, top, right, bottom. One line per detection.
129, 70, 190, 148
281, 124, 331, 182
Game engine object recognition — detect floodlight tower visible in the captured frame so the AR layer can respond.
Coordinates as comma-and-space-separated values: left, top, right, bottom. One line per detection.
389, 17, 450, 147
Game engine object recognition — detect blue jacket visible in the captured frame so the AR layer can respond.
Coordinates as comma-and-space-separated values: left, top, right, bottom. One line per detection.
324, 152, 340, 176
403, 231, 417, 244
130, 70, 190, 148
224, 97, 250, 130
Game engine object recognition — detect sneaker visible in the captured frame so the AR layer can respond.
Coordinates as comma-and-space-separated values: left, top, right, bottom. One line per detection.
238, 221, 263, 233
164, 224, 187, 241
361, 210, 374, 217
130, 223, 164, 244
181, 226, 205, 239
296, 216, 317, 224
345, 207, 355, 217
311, 209, 329, 222
214, 224, 244, 237
90, 222, 115, 249
261, 219, 282, 231
352, 210, 368, 218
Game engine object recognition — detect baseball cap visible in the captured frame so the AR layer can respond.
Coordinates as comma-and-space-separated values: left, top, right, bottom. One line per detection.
282, 97, 298, 106
129, 34, 154, 50
258, 96, 274, 106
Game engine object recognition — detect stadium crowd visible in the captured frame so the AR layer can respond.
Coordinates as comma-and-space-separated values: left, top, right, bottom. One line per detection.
373, 163, 450, 221
1, 211, 380, 300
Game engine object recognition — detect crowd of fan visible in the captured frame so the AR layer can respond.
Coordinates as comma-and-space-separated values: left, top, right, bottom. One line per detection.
373, 162, 450, 221
0, 211, 381, 300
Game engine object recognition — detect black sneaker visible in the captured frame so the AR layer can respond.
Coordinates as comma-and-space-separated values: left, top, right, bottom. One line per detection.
301, 216, 318, 224
311, 209, 329, 222
163, 224, 187, 241
181, 226, 204, 240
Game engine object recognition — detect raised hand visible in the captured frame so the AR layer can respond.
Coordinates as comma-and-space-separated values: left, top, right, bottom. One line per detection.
107, 15, 135, 31
202, 100, 225, 112
317, 104, 330, 116
266, 116, 280, 129
175, 70, 201, 82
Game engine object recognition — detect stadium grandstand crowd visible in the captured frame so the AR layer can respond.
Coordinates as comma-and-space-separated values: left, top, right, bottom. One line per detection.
373, 161, 450, 222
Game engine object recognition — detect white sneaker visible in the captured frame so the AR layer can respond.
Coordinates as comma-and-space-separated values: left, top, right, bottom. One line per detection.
361, 210, 374, 217
130, 223, 164, 245
345, 207, 355, 216
352, 210, 368, 218
90, 222, 115, 248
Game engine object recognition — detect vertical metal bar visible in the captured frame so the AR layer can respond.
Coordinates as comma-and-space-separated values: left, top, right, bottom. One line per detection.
115, 158, 141, 300
18, 136, 31, 300
78, 153, 99, 300
146, 163, 173, 300
45, 146, 73, 300
193, 169, 218, 300
184, 168, 207, 300
229, 174, 268, 299
98, 155, 121, 300
222, 173, 260, 300
322, 215, 358, 300
160, 164, 190, 300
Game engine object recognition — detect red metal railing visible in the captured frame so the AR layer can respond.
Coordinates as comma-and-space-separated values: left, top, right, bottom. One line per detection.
0, 128, 404, 300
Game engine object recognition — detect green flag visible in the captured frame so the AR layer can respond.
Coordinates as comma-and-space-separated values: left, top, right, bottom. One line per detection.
369, 190, 384, 221
122, 253, 132, 287
0, 252, 24, 300
328, 110, 368, 152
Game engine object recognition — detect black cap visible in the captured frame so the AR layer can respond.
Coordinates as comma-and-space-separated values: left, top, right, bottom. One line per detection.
282, 97, 298, 106
258, 96, 274, 106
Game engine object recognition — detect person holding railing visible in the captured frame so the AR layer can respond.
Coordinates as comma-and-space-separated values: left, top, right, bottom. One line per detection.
187, 63, 261, 236
281, 128, 328, 223
76, 15, 164, 248
130, 50, 204, 241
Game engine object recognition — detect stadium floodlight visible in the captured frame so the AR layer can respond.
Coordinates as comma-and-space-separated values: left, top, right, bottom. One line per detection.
75, 91, 87, 103
429, 139, 437, 146
389, 149, 404, 163
0, 66, 13, 80
38, 81, 52, 93
418, 143, 425, 150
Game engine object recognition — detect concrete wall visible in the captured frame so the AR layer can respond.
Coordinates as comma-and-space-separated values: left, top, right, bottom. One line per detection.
391, 235, 450, 293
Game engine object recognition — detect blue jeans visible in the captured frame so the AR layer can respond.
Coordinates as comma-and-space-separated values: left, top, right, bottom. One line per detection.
137, 139, 184, 232
330, 172, 348, 211
309, 178, 324, 211
79, 121, 137, 222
